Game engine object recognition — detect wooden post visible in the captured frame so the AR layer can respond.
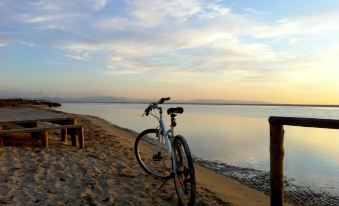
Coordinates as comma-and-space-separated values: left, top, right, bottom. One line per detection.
67, 118, 77, 146
270, 123, 284, 206
69, 128, 77, 146
78, 127, 85, 149
0, 124, 2, 147
41, 130, 49, 147
61, 129, 68, 144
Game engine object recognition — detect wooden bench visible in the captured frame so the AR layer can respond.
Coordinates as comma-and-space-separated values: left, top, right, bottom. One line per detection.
0, 124, 85, 148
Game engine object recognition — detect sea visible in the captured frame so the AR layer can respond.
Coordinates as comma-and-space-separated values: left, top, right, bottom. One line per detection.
57, 103, 339, 196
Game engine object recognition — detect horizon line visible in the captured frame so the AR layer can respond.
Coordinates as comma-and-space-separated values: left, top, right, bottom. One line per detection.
59, 101, 339, 108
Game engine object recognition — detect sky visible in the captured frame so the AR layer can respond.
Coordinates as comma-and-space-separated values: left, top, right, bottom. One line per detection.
1, 0, 339, 104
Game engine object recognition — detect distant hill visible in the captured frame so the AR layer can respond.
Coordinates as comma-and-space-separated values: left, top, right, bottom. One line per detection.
0, 99, 61, 107
43, 96, 132, 103
40, 96, 269, 105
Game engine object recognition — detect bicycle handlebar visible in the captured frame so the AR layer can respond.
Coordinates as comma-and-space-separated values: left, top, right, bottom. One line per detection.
143, 97, 171, 116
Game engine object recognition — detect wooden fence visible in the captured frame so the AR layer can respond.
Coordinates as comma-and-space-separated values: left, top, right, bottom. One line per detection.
269, 116, 339, 206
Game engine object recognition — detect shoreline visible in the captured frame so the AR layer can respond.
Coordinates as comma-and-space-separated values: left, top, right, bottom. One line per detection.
196, 159, 339, 206
80, 114, 293, 206
84, 114, 338, 206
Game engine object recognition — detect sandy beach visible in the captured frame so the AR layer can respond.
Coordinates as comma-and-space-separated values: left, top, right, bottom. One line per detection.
3, 0, 339, 204
0, 113, 294, 205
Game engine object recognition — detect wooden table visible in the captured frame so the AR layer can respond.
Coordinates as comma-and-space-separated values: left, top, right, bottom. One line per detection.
0, 108, 85, 148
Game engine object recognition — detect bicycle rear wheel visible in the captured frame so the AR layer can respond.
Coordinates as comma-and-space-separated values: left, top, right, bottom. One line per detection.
134, 129, 171, 179
173, 135, 196, 206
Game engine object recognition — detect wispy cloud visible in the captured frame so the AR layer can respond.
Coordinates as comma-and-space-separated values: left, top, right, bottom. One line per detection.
2, 0, 339, 81
129, 0, 202, 26
0, 33, 21, 47
243, 8, 265, 15
19, 41, 41, 47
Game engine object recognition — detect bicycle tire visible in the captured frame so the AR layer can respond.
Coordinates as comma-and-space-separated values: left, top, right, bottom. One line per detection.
173, 135, 196, 206
134, 129, 172, 179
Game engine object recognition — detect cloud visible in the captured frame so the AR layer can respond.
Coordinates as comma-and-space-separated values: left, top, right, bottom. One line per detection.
245, 11, 339, 38
92, 0, 108, 10
19, 41, 41, 47
243, 8, 265, 15
0, 33, 21, 47
129, 0, 202, 26
20, 13, 85, 25
2, 0, 339, 82
66, 53, 90, 60
25, 0, 108, 11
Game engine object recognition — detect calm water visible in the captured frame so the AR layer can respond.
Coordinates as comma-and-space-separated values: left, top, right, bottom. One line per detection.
57, 103, 339, 196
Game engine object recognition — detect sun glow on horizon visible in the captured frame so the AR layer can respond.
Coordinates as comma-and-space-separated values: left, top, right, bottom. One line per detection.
1, 0, 339, 104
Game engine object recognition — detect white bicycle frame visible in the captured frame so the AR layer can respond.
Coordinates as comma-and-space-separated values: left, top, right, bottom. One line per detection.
156, 106, 176, 175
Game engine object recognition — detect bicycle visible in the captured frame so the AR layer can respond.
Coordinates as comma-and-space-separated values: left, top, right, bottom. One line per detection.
134, 97, 196, 206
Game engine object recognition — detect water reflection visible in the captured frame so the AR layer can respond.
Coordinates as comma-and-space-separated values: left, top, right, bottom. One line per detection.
177, 115, 270, 169
57, 103, 339, 195
284, 126, 339, 193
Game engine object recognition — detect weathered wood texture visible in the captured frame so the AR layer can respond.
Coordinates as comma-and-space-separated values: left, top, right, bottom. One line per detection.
69, 128, 77, 147
269, 116, 339, 206
0, 124, 2, 146
41, 130, 49, 147
78, 127, 85, 149
0, 108, 85, 148
269, 116, 339, 129
0, 124, 83, 134
61, 129, 68, 143
0, 108, 73, 123
270, 123, 284, 206
0, 124, 84, 148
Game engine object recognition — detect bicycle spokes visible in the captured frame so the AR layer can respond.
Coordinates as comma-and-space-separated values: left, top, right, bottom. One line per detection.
135, 129, 171, 178
135, 99, 195, 205
153, 151, 171, 172
173, 135, 196, 206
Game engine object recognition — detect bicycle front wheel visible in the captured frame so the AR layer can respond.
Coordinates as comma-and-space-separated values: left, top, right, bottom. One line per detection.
134, 129, 171, 179
173, 135, 196, 206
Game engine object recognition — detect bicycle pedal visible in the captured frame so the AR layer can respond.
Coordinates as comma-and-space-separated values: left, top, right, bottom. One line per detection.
153, 154, 162, 161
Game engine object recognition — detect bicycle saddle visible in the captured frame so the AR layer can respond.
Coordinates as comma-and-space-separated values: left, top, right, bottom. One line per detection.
167, 107, 184, 115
